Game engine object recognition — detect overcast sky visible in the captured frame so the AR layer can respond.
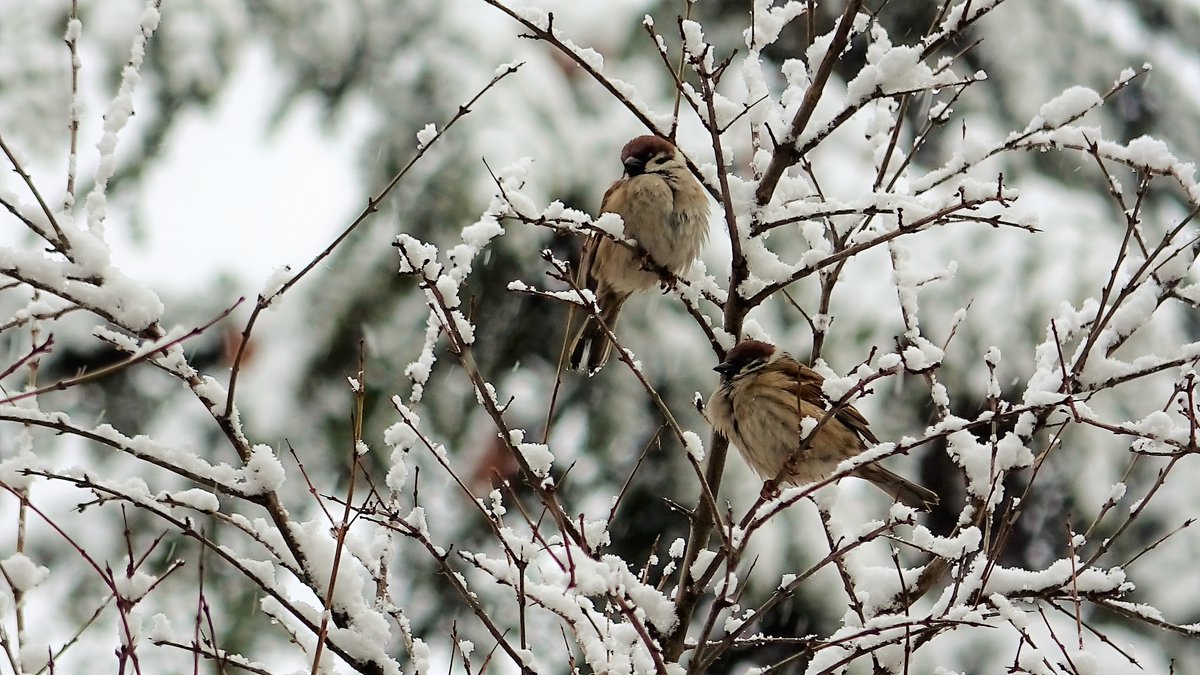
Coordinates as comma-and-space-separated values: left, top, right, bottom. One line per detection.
115, 46, 364, 295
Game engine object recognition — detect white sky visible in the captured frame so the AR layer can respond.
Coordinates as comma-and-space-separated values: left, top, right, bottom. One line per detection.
112, 46, 364, 296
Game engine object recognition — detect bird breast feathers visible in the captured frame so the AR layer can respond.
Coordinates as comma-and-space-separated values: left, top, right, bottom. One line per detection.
606, 174, 673, 235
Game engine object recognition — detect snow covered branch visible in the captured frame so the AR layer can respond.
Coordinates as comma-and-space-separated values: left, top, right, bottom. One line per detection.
3, 0, 1199, 673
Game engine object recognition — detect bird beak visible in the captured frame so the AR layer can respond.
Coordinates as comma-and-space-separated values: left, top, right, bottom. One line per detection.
713, 361, 736, 377
623, 156, 646, 176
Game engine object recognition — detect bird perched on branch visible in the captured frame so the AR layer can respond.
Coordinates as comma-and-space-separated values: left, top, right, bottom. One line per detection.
568, 135, 709, 374
707, 339, 939, 510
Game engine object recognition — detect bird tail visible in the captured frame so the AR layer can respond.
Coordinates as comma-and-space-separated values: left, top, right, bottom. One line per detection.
568, 297, 625, 374
854, 463, 939, 511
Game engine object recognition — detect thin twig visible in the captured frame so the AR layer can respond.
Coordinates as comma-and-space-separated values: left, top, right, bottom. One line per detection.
224, 63, 523, 417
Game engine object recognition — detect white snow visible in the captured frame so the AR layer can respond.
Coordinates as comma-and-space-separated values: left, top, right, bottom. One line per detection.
415, 122, 437, 149
242, 444, 286, 493
745, 0, 808, 50
682, 431, 705, 461
681, 20, 706, 58
911, 525, 982, 559
1029, 86, 1102, 129
164, 488, 220, 512
0, 553, 49, 592
669, 538, 686, 559
518, 442, 554, 478
985, 558, 1125, 596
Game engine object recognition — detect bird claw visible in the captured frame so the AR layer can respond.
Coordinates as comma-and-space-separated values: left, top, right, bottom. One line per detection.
760, 479, 781, 501
783, 455, 801, 475
653, 270, 679, 293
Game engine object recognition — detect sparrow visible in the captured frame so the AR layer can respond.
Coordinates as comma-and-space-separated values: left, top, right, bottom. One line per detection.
706, 339, 939, 510
568, 135, 710, 373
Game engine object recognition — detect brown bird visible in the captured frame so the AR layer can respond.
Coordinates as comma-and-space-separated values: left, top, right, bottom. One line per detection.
707, 340, 939, 510
568, 135, 710, 374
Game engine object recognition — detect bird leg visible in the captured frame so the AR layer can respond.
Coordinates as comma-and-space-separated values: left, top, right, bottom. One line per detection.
759, 479, 781, 501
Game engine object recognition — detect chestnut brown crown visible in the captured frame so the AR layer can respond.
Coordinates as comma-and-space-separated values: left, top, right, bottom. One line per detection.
714, 339, 778, 381
619, 135, 678, 176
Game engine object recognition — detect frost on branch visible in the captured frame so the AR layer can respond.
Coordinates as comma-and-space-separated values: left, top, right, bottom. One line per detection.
4, 1, 1200, 673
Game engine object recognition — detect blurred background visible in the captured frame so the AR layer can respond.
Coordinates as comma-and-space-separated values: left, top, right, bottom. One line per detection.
2, 0, 1200, 672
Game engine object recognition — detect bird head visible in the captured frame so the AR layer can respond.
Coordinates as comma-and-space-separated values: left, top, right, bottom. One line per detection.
620, 135, 680, 177
714, 339, 778, 383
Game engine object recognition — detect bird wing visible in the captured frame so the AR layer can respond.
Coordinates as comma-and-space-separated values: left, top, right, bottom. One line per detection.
573, 177, 627, 293
783, 359, 880, 445
575, 233, 601, 293
600, 178, 624, 213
